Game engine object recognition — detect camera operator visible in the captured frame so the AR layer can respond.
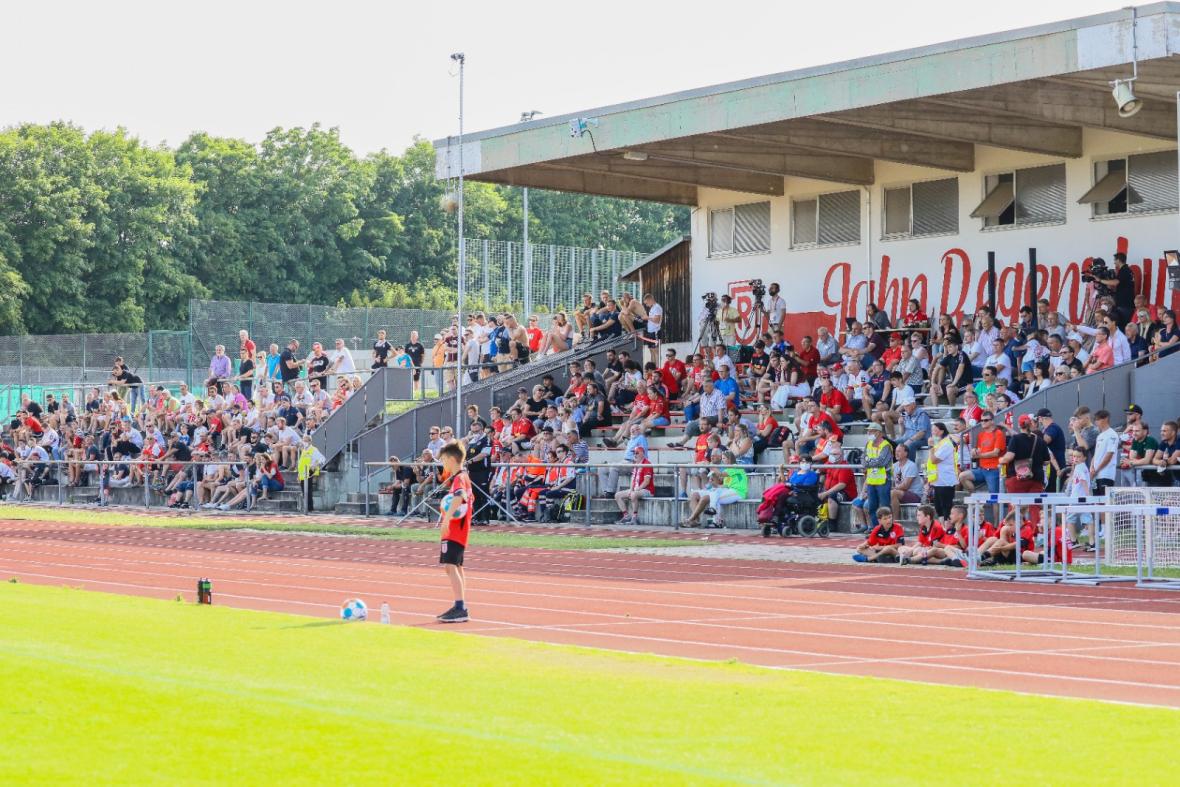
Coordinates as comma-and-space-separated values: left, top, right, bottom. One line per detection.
1095, 253, 1135, 327
761, 282, 786, 334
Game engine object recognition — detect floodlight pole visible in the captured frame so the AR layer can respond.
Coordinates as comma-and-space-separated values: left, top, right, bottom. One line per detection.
452, 52, 466, 437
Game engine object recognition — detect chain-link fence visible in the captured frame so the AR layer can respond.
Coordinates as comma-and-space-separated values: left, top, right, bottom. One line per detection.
188, 300, 453, 369
0, 237, 650, 419
463, 239, 641, 315
0, 330, 191, 418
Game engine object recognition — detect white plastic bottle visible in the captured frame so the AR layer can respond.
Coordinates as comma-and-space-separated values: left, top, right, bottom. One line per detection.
380, 602, 391, 624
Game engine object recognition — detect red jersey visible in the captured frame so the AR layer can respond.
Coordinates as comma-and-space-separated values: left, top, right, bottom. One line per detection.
630, 394, 651, 417
688, 364, 709, 389
820, 388, 852, 416
241, 338, 257, 356
880, 346, 902, 369
511, 417, 536, 440
647, 394, 669, 420
824, 466, 857, 498
693, 434, 712, 463
812, 410, 844, 440
981, 521, 1001, 540
630, 460, 655, 493
940, 522, 967, 547
917, 521, 947, 547
526, 326, 543, 353
795, 347, 820, 380
661, 360, 686, 397
867, 522, 904, 546
442, 471, 472, 546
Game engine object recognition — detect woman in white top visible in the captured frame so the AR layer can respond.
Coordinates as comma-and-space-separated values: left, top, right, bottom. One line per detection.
927, 421, 960, 519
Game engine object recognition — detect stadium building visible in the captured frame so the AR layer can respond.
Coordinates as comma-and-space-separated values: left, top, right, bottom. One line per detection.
436, 4, 1180, 348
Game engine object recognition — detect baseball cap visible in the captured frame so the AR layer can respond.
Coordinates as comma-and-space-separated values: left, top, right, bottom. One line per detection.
866, 422, 884, 433
1035, 408, 1053, 418
890, 332, 902, 341
1018, 414, 1033, 427
1124, 404, 1144, 415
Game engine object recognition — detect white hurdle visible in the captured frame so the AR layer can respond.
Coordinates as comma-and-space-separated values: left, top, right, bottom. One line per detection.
1055, 504, 1180, 589
964, 493, 1089, 582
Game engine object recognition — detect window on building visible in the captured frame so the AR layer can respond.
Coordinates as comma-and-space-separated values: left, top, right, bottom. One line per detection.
708, 201, 770, 257
1080, 151, 1178, 216
792, 189, 860, 247
883, 178, 959, 238
972, 163, 1066, 228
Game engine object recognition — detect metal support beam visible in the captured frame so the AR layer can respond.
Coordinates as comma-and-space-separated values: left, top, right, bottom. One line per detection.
478, 166, 698, 205
821, 100, 1083, 158
929, 80, 1177, 140
548, 156, 786, 195
633, 142, 874, 185
710, 119, 975, 172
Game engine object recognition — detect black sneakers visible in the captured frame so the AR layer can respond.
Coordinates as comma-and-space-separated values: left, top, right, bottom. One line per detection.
437, 606, 469, 623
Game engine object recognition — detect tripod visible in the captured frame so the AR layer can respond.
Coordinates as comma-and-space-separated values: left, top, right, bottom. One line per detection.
696, 311, 722, 354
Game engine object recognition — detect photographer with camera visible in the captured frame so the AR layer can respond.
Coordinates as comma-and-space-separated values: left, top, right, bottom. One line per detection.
1089, 253, 1135, 327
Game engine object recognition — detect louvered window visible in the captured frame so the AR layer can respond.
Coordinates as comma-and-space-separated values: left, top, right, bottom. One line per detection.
793, 190, 860, 247
708, 202, 769, 257
708, 208, 734, 256
1087, 151, 1179, 216
883, 178, 958, 238
976, 164, 1065, 228
1128, 150, 1178, 213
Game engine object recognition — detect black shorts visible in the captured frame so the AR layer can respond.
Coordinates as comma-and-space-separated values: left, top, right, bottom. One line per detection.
643, 329, 659, 343
439, 539, 465, 566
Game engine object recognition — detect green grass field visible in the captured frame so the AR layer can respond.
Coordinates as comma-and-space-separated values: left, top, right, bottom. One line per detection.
0, 505, 690, 551
1, 583, 1175, 785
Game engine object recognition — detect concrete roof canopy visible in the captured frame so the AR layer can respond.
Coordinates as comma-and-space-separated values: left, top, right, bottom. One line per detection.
435, 3, 1180, 205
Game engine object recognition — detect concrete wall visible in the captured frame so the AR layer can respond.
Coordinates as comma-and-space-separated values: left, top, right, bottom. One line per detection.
689, 128, 1180, 346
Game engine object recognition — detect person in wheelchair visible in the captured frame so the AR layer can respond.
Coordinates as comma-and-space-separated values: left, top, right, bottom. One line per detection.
763, 458, 826, 537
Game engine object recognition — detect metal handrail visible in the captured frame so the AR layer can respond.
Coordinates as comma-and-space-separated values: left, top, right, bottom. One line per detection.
0, 457, 307, 514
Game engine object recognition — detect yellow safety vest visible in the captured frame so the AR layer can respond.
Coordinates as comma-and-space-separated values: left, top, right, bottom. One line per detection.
865, 440, 887, 485
925, 437, 958, 483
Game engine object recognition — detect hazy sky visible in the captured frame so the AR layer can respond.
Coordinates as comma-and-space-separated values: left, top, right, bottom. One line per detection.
2, 0, 1128, 154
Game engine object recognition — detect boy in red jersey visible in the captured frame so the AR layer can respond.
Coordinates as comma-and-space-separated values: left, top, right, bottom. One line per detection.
436, 441, 472, 623
927, 504, 969, 567
853, 509, 904, 562
900, 505, 945, 565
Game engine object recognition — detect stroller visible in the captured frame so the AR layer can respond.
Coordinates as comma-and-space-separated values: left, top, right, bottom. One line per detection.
758, 482, 828, 538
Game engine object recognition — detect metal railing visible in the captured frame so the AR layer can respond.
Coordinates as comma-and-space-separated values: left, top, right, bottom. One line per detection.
361, 458, 865, 526
354, 335, 639, 483
980, 346, 1180, 438
0, 458, 306, 514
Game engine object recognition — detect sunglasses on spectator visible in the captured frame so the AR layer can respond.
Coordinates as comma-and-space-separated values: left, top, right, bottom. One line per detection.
980, 417, 993, 423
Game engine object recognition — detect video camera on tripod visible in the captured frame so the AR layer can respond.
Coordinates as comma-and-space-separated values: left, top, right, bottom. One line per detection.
1081, 258, 1114, 297
749, 278, 766, 303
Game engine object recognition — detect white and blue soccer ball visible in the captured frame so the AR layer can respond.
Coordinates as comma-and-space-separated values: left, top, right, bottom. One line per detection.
340, 598, 368, 621
440, 493, 467, 518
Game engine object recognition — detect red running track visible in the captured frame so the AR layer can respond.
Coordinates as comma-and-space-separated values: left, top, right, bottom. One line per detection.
2, 520, 1180, 708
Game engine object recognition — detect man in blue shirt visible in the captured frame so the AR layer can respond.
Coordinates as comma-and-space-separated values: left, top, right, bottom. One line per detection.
713, 365, 741, 411
899, 400, 931, 457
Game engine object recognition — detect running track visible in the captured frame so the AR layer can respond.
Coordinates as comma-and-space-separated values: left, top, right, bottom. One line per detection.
2, 519, 1180, 708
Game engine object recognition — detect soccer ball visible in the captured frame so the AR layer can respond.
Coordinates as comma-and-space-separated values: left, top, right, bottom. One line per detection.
440, 493, 467, 519
340, 598, 368, 621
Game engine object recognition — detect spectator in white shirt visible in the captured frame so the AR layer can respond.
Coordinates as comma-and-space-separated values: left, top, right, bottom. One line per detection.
642, 293, 663, 365
331, 339, 356, 381
711, 344, 736, 378
1090, 409, 1120, 494
815, 327, 839, 366
984, 339, 1013, 383
762, 283, 786, 332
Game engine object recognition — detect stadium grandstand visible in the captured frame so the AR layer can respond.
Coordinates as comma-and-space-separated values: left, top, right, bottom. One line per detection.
4, 4, 1180, 549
